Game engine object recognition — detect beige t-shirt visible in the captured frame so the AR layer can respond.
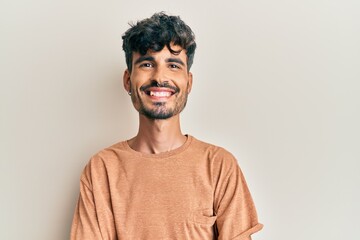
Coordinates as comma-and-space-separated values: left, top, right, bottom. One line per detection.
71, 135, 262, 239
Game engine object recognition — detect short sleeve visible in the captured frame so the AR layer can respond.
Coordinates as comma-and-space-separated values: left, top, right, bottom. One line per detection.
213, 154, 263, 240
70, 178, 104, 239
70, 157, 117, 240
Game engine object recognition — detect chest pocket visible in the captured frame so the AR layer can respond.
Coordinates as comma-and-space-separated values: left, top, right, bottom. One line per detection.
191, 208, 217, 226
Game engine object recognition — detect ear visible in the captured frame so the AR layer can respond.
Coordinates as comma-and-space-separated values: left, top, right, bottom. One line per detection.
123, 69, 131, 93
187, 72, 193, 94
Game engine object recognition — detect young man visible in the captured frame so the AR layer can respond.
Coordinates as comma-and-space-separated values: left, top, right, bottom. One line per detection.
71, 12, 263, 240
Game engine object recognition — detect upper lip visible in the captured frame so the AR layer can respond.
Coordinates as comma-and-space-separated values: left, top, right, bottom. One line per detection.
146, 87, 176, 93
141, 85, 179, 95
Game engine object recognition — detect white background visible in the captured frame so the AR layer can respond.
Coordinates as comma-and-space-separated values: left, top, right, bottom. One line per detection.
1, 0, 359, 239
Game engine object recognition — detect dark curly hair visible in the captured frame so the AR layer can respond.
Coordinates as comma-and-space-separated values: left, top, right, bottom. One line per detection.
122, 12, 196, 72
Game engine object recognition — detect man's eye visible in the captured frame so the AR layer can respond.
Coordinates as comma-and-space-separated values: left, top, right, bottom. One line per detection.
169, 64, 180, 69
141, 63, 153, 68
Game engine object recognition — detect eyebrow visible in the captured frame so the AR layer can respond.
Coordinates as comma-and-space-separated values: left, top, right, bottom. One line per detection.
133, 55, 186, 67
134, 56, 155, 65
166, 58, 185, 66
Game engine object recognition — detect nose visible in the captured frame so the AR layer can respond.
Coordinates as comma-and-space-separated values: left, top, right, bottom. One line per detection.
151, 66, 168, 85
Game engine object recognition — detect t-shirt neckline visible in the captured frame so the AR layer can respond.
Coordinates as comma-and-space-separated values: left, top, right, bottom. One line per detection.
122, 134, 193, 159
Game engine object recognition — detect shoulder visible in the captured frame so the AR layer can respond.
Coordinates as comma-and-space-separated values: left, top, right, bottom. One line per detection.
80, 140, 129, 185
88, 140, 127, 166
190, 136, 239, 171
190, 136, 242, 188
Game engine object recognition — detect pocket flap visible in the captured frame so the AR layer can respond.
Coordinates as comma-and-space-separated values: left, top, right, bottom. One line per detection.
192, 208, 217, 225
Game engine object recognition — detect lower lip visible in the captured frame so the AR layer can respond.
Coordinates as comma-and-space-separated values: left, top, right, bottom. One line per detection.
148, 94, 173, 101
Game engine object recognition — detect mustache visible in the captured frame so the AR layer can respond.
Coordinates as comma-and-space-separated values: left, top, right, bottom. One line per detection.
140, 81, 179, 93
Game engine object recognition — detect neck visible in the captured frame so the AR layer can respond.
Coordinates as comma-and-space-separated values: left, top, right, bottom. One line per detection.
128, 114, 187, 154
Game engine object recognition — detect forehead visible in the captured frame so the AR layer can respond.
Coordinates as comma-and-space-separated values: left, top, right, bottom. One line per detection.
132, 44, 187, 63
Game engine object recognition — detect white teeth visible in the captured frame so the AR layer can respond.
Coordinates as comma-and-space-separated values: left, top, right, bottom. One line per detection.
150, 91, 171, 97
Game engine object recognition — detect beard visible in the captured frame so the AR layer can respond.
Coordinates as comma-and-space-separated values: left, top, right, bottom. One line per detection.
132, 91, 188, 120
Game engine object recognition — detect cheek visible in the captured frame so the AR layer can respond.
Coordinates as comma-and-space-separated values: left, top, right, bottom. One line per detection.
130, 72, 146, 85
180, 77, 191, 90
130, 80, 143, 93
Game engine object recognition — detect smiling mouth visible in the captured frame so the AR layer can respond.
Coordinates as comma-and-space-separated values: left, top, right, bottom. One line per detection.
143, 87, 177, 98
140, 81, 179, 98
146, 90, 173, 97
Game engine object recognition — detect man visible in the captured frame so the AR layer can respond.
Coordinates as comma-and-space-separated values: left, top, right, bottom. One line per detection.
71, 12, 263, 239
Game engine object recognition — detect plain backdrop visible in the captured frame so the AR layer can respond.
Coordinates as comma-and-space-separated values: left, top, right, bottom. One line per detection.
1, 0, 359, 239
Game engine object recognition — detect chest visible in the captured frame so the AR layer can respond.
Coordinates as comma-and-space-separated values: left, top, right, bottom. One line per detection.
108, 159, 215, 224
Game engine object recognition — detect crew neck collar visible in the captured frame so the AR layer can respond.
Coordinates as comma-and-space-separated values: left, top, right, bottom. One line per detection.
122, 135, 193, 159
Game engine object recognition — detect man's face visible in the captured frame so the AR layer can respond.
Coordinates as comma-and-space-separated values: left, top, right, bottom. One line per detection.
123, 44, 193, 119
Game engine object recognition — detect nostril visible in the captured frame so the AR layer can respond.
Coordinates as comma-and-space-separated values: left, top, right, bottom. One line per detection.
150, 80, 169, 88
150, 80, 159, 87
